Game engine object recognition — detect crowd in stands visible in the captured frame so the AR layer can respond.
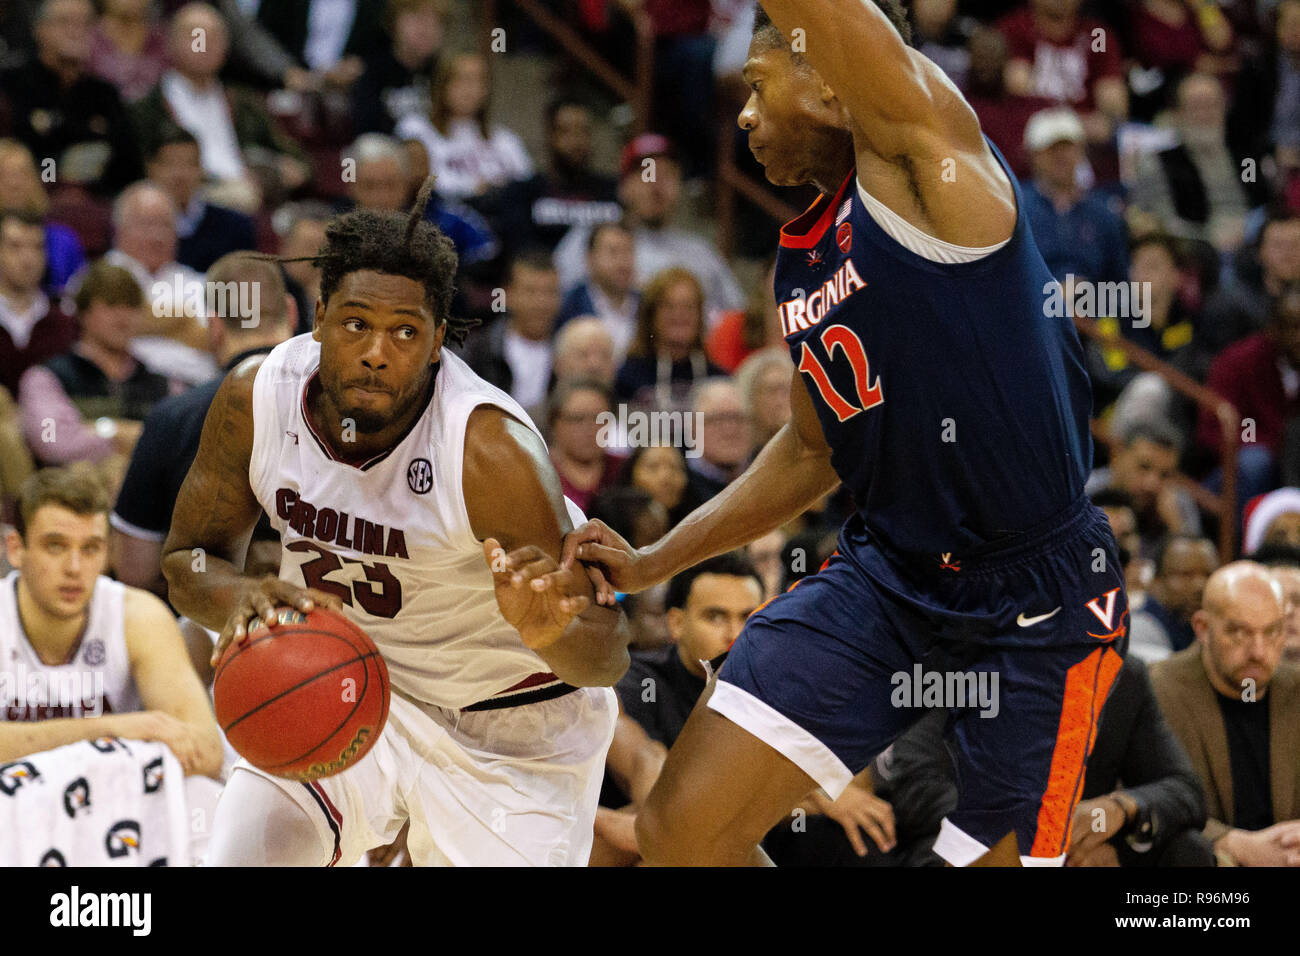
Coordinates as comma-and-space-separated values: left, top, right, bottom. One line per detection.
0, 0, 1298, 866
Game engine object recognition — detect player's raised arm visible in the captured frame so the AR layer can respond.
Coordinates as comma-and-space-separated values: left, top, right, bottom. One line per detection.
463, 406, 631, 688
756, 0, 978, 159
160, 357, 341, 659
563, 368, 841, 596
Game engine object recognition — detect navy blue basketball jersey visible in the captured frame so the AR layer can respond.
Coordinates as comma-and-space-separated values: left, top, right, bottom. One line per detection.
775, 140, 1093, 561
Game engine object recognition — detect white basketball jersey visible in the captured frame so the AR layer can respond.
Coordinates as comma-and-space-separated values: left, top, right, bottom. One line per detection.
0, 572, 142, 720
249, 334, 579, 710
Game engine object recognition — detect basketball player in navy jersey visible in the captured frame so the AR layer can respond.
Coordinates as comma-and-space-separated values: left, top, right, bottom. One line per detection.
563, 0, 1127, 866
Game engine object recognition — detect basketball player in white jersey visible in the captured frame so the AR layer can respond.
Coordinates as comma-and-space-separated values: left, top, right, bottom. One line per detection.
0, 465, 223, 777
162, 183, 630, 867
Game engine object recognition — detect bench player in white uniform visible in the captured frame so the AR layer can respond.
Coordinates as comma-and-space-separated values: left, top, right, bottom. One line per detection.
0, 465, 223, 777
163, 184, 630, 867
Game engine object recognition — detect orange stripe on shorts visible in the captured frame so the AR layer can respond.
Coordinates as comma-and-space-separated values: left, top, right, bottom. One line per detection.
1029, 645, 1122, 858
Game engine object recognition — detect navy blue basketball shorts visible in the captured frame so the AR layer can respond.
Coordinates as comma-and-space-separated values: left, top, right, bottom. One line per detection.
711, 496, 1126, 866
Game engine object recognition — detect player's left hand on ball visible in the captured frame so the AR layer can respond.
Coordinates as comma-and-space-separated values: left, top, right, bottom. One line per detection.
483, 538, 590, 649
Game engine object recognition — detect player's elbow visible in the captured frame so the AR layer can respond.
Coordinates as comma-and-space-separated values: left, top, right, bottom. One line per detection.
193, 724, 225, 779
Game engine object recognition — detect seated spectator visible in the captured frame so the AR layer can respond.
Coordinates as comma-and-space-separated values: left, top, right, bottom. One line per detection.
1253, 542, 1300, 664
132, 3, 312, 213
545, 378, 624, 515
1086, 422, 1204, 557
351, 0, 447, 136
747, 528, 788, 599
1130, 534, 1219, 662
343, 133, 498, 269
1091, 487, 1148, 596
88, 0, 168, 103
998, 0, 1129, 155
146, 126, 258, 274
18, 261, 171, 476
0, 209, 79, 397
963, 26, 1056, 179
555, 221, 639, 364
1128, 0, 1235, 121
1227, 0, 1300, 175
1197, 285, 1300, 508
111, 253, 295, 598
0, 465, 223, 780
686, 379, 753, 504
1020, 108, 1129, 284
395, 50, 535, 204
0, 139, 87, 295
97, 181, 215, 385
485, 97, 621, 255
1130, 74, 1262, 254
552, 318, 617, 389
1202, 211, 1300, 352
273, 201, 330, 334
254, 0, 386, 89
734, 347, 793, 449
456, 250, 559, 412
1151, 561, 1300, 865
1243, 486, 1300, 554
614, 444, 694, 527
707, 258, 784, 374
615, 267, 726, 412
911, 0, 977, 90
0, 0, 144, 198
553, 134, 745, 316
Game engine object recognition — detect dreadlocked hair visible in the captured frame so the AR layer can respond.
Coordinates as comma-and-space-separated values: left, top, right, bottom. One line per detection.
261, 177, 478, 346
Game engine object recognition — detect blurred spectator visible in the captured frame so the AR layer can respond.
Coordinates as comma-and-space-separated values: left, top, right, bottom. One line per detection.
132, 3, 312, 213
456, 250, 559, 412
0, 138, 86, 295
686, 379, 752, 504
1128, 0, 1236, 121
997, 0, 1129, 145
1201, 210, 1300, 351
553, 134, 745, 314
1242, 486, 1300, 553
274, 200, 329, 334
487, 97, 621, 255
18, 261, 168, 470
1151, 561, 1300, 866
351, 0, 446, 136
395, 50, 535, 204
98, 180, 215, 385
912, 0, 977, 90
0, 208, 78, 396
1021, 108, 1129, 284
615, 267, 726, 411
1092, 486, 1148, 594
1227, 0, 1300, 174
1130, 533, 1219, 662
0, 384, 36, 520
707, 258, 784, 374
1087, 421, 1204, 556
1130, 74, 1262, 254
1197, 284, 1300, 506
342, 133, 497, 268
552, 317, 616, 388
0, 0, 144, 197
734, 347, 793, 449
586, 484, 672, 650
88, 0, 168, 103
253, 0, 386, 89
545, 378, 625, 514
112, 252, 294, 597
555, 221, 639, 363
146, 126, 257, 274
746, 528, 787, 599
964, 26, 1057, 179
0, 0, 35, 71
1253, 541, 1300, 663
614, 444, 693, 526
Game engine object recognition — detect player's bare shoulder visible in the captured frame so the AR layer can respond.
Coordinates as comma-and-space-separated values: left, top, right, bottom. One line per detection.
462, 405, 567, 543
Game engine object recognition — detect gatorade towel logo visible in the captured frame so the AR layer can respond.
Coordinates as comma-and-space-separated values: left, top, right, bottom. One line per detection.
0, 760, 41, 796
142, 757, 164, 794
105, 820, 142, 858
63, 777, 91, 818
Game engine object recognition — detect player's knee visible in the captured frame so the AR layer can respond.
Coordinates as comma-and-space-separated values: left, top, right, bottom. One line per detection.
205, 770, 330, 867
636, 796, 716, 865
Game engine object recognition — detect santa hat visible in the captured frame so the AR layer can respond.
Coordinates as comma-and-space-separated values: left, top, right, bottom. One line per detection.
1242, 487, 1300, 554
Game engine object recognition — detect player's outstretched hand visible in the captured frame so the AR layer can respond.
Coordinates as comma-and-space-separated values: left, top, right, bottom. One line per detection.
559, 519, 648, 603
211, 574, 346, 667
484, 539, 590, 650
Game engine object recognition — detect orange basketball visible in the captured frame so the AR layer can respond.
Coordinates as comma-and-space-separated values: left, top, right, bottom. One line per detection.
213, 607, 390, 781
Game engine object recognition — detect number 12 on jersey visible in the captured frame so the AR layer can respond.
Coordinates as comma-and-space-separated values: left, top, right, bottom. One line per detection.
796, 324, 883, 422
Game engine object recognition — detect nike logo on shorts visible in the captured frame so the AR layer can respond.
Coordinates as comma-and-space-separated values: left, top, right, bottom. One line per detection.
1016, 607, 1061, 627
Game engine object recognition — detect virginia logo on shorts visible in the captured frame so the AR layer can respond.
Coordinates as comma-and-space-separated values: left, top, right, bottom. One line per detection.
1085, 587, 1127, 640
407, 458, 433, 494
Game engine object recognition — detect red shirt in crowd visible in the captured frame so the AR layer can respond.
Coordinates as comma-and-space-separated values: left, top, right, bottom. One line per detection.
1197, 332, 1300, 457
997, 8, 1124, 111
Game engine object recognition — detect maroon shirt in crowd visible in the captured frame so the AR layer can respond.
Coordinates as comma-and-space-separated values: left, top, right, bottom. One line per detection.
0, 302, 78, 396
1197, 332, 1300, 457
998, 7, 1125, 111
